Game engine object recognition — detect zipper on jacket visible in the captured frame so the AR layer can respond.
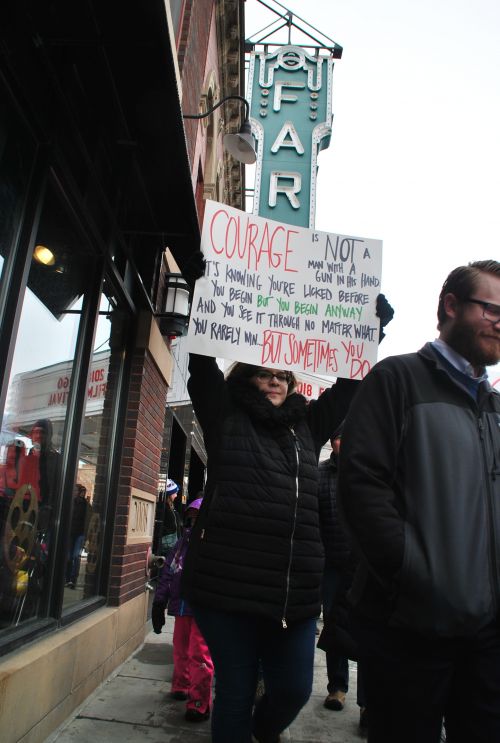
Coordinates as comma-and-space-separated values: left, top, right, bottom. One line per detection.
478, 417, 500, 614
282, 426, 301, 629
487, 414, 500, 481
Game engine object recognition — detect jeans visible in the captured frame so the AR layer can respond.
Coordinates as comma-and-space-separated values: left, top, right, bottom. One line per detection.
66, 534, 84, 584
356, 618, 500, 743
193, 605, 316, 743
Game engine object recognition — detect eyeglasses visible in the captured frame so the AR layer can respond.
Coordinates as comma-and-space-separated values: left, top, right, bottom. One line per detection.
254, 370, 290, 384
465, 298, 500, 322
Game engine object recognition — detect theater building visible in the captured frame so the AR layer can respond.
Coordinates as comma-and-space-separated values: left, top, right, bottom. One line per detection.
0, 1, 246, 739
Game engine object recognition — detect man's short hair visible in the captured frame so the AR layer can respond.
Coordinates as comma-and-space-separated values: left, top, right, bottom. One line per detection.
437, 260, 500, 329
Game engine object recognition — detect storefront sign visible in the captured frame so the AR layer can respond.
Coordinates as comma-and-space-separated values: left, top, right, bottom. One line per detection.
186, 200, 382, 380
248, 45, 335, 228
7, 350, 110, 428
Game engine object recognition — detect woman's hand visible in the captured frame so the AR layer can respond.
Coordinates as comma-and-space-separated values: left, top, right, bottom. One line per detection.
151, 602, 166, 634
376, 294, 394, 342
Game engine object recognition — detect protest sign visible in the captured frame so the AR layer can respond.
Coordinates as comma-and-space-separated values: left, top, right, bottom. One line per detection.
186, 200, 383, 380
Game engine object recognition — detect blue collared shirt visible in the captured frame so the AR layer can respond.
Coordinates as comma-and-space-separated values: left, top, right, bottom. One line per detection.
431, 338, 489, 400
431, 339, 489, 382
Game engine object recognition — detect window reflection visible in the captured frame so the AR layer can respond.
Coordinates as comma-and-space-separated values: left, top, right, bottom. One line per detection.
0, 337, 81, 628
65, 483, 91, 590
0, 159, 129, 629
62, 291, 126, 609
0, 182, 86, 630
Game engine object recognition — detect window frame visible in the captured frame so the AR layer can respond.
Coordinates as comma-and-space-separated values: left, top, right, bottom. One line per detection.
0, 159, 137, 656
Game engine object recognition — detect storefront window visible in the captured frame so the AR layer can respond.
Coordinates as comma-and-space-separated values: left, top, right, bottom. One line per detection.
0, 90, 36, 286
63, 290, 127, 609
0, 180, 93, 631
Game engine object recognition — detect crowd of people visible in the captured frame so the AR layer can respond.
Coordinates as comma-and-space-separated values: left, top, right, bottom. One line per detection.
0, 254, 494, 742
152, 257, 500, 743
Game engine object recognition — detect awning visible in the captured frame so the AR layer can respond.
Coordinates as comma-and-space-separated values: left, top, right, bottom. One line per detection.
1, 0, 200, 273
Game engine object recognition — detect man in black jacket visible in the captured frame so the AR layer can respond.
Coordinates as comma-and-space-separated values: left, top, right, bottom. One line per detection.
338, 260, 500, 743
318, 426, 368, 734
66, 483, 91, 588
318, 426, 350, 712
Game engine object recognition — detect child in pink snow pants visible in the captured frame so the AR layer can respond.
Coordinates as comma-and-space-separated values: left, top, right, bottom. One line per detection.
152, 497, 214, 722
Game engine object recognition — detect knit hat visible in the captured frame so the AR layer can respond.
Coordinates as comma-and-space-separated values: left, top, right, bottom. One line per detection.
165, 478, 179, 496
186, 497, 203, 512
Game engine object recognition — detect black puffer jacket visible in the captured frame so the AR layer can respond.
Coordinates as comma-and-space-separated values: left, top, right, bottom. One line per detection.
182, 354, 356, 626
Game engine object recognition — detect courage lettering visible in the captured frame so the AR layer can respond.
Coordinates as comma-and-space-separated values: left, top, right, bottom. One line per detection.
209, 209, 299, 273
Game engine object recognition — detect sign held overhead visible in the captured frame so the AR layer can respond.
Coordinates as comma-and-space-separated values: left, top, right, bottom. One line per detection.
186, 201, 383, 380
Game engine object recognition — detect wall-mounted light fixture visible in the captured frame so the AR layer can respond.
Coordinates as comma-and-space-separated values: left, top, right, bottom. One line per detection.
33, 244, 56, 266
183, 95, 257, 165
156, 273, 191, 338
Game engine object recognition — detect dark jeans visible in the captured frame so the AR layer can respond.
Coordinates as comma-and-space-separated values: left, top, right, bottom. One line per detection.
66, 534, 84, 584
193, 604, 316, 743
356, 618, 500, 743
322, 567, 349, 694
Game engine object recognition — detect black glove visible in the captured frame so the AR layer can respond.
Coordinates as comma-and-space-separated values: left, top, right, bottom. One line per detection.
375, 293, 394, 343
182, 250, 206, 289
151, 602, 166, 634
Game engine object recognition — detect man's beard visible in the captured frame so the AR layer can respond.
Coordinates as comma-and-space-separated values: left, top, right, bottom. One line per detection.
447, 317, 500, 368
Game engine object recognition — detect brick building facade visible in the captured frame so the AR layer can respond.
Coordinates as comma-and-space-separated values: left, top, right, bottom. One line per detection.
0, 1, 246, 740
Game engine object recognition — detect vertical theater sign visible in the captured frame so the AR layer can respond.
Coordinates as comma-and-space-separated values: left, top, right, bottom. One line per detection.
248, 44, 340, 228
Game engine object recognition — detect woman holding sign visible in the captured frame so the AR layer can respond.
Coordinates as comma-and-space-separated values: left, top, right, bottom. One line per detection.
181, 250, 393, 743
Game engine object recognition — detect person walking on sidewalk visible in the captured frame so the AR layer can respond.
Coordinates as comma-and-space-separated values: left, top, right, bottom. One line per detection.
338, 260, 500, 743
318, 425, 350, 714
180, 250, 394, 743
152, 496, 214, 723
318, 426, 368, 735
159, 478, 182, 555
183, 358, 357, 743
66, 483, 91, 589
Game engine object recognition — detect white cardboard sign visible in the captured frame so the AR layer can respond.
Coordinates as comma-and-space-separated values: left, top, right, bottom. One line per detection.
186, 201, 383, 380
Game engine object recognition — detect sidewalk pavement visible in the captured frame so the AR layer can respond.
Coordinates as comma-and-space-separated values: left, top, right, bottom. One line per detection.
47, 615, 365, 743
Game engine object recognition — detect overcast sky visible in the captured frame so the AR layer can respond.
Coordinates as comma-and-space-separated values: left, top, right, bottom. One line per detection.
245, 0, 500, 387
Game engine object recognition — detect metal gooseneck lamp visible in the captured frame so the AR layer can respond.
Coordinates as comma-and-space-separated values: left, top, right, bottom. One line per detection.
183, 95, 257, 165
157, 98, 256, 340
